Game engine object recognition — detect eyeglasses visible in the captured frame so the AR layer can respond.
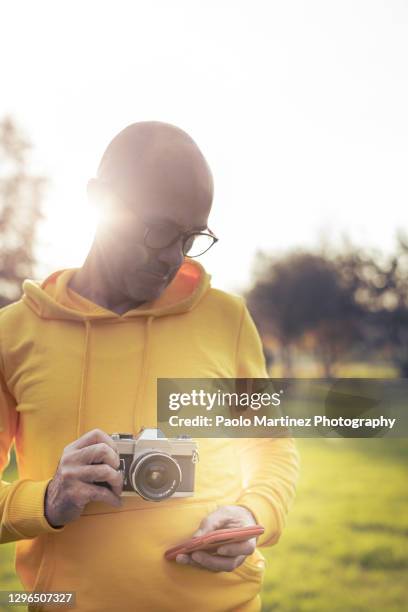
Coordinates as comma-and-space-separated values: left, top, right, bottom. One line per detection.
99, 181, 219, 258
143, 222, 219, 258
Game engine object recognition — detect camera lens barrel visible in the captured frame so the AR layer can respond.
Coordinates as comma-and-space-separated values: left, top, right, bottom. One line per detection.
129, 452, 182, 501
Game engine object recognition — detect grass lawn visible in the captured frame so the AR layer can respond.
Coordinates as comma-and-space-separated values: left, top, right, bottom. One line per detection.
1, 439, 407, 611
260, 438, 408, 611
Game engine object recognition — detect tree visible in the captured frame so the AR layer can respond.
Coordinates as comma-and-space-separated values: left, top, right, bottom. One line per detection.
246, 250, 361, 376
336, 236, 408, 376
0, 117, 46, 307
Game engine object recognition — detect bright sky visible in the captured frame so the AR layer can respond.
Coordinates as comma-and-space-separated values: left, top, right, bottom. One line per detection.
1, 0, 407, 293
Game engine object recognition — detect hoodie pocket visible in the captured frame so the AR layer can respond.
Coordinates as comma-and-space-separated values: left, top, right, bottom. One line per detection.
30, 501, 265, 612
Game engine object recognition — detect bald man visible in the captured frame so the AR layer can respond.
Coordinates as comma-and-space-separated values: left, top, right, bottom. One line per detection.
0, 122, 299, 612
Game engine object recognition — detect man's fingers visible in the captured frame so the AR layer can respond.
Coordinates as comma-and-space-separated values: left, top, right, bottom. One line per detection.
190, 551, 246, 572
216, 539, 256, 557
79, 464, 124, 496
68, 428, 118, 452
74, 442, 120, 469
175, 554, 202, 568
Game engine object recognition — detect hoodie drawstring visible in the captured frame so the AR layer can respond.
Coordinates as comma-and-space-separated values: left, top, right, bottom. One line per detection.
76, 315, 154, 438
132, 315, 154, 433
77, 319, 91, 438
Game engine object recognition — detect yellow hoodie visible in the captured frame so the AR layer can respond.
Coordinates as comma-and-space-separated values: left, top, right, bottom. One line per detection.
0, 258, 299, 612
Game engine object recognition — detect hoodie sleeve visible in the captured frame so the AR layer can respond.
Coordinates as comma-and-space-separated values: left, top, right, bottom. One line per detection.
233, 301, 300, 548
0, 369, 65, 543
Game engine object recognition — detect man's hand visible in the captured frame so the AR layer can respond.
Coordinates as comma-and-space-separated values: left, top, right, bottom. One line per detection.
44, 428, 123, 528
175, 505, 258, 572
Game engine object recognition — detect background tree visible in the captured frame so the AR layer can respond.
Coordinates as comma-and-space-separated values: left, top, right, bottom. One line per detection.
0, 116, 46, 307
335, 236, 408, 376
246, 250, 362, 376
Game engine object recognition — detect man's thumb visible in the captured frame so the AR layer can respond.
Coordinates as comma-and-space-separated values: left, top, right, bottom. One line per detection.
192, 509, 222, 537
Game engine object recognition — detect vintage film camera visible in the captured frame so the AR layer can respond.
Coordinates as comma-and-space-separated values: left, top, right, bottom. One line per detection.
108, 429, 199, 502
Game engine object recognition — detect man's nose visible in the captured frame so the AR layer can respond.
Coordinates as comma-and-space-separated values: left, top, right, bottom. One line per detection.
155, 240, 185, 272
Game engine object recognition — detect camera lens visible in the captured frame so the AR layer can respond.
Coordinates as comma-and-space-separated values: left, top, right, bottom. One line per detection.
130, 452, 181, 501
145, 465, 167, 489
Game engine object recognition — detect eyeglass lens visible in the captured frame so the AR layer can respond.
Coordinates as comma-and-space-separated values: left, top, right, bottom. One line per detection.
145, 227, 215, 257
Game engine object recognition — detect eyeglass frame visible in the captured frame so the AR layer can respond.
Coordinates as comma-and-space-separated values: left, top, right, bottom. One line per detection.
142, 222, 219, 258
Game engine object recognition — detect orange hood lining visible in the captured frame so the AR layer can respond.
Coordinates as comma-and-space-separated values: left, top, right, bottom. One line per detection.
22, 258, 211, 321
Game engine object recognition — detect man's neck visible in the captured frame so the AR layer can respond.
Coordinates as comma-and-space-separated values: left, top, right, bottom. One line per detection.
68, 254, 146, 316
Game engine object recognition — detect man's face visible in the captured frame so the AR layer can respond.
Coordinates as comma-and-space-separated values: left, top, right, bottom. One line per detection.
95, 181, 212, 304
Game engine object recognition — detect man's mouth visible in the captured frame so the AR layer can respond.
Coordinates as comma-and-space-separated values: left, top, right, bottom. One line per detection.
145, 270, 169, 282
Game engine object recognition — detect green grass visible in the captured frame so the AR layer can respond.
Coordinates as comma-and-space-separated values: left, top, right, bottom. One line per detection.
1, 441, 407, 611
260, 438, 408, 611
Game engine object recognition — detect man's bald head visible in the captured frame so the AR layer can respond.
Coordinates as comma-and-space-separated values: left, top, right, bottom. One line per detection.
83, 121, 215, 309
96, 121, 214, 216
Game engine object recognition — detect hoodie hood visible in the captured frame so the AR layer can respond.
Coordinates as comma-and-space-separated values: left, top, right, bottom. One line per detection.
22, 257, 211, 321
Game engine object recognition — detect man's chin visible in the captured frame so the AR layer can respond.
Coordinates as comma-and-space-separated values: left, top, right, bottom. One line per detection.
126, 282, 166, 304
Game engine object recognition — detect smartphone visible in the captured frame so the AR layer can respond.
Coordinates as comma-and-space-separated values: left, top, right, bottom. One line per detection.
164, 525, 264, 561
